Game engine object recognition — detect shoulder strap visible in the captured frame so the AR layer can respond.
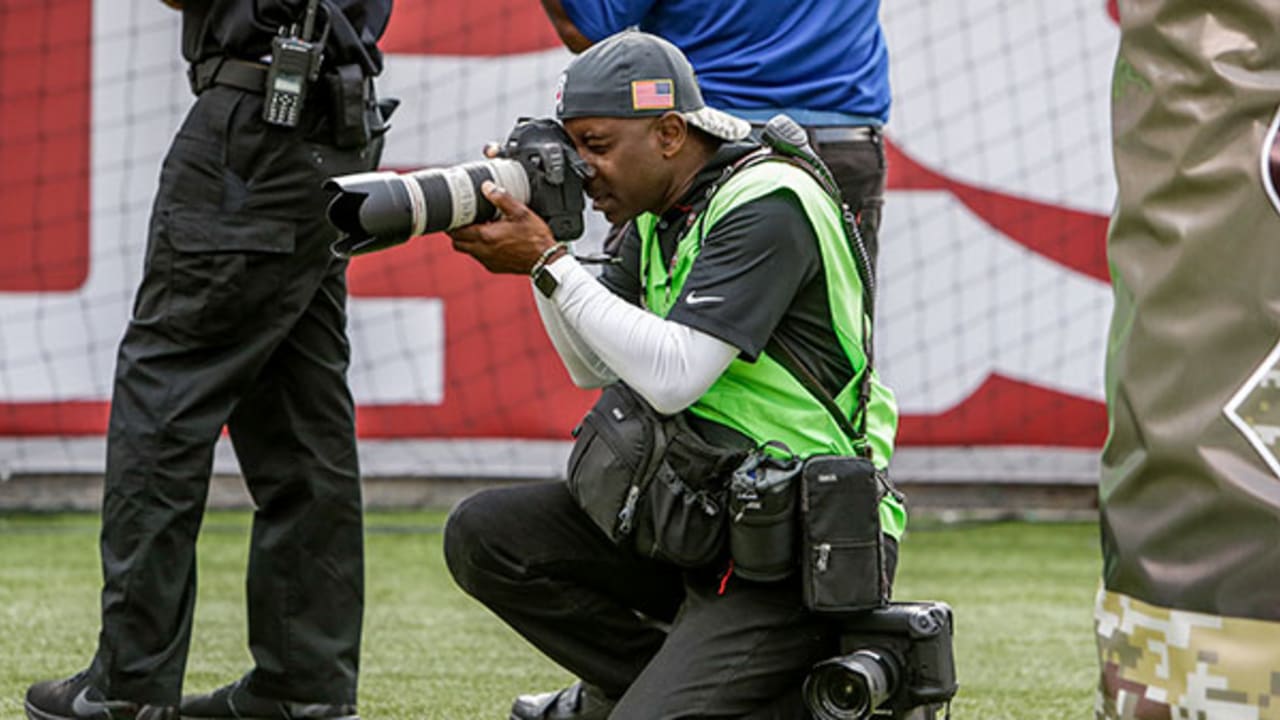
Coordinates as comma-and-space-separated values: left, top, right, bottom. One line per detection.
764, 334, 868, 453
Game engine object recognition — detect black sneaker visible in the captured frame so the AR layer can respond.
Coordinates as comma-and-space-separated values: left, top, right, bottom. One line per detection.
25, 670, 177, 720
179, 677, 358, 720
508, 682, 615, 720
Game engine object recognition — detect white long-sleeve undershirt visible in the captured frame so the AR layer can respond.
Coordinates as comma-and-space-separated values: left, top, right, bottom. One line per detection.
533, 256, 739, 414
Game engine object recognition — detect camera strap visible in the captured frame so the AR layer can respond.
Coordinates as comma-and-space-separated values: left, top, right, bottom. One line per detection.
764, 334, 866, 452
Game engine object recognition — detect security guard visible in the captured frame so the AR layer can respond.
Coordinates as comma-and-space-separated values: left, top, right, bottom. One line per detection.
23, 1, 391, 719
444, 32, 904, 720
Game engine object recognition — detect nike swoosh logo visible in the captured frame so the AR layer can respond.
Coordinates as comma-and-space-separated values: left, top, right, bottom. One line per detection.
72, 687, 134, 717
685, 291, 724, 306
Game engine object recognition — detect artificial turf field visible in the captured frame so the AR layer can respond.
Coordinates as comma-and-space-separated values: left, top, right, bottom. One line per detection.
0, 509, 1101, 719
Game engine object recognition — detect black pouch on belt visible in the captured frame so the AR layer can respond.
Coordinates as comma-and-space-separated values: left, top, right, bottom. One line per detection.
633, 413, 746, 567
800, 455, 887, 613
327, 63, 374, 148
728, 448, 802, 582
566, 383, 666, 544
566, 383, 745, 567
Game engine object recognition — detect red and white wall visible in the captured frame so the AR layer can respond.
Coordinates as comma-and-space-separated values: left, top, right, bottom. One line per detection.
0, 1, 1120, 481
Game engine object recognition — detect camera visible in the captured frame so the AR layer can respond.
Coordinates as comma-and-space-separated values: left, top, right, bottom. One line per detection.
325, 117, 591, 257
803, 602, 958, 720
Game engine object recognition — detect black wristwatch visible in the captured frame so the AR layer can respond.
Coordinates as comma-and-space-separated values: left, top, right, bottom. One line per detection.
531, 244, 567, 299
533, 264, 559, 298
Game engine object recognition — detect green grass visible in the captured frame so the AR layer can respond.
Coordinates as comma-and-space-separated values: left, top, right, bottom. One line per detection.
0, 511, 1101, 719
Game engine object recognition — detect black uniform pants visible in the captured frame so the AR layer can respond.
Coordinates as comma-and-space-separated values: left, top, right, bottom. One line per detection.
90, 85, 380, 706
444, 482, 897, 719
808, 126, 886, 273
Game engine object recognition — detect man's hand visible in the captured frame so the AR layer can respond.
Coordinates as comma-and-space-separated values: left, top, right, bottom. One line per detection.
448, 181, 560, 274
160, 0, 183, 9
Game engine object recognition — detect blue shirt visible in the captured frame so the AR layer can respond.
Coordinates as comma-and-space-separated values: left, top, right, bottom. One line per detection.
560, 0, 889, 125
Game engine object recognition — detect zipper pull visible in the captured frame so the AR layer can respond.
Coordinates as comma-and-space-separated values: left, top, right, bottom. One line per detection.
701, 493, 719, 516
617, 485, 641, 535
815, 543, 831, 573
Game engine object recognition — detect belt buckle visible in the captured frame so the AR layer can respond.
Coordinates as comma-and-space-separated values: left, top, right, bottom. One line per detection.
812, 126, 875, 144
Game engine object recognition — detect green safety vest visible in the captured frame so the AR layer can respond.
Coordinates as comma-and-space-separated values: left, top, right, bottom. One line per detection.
636, 158, 906, 540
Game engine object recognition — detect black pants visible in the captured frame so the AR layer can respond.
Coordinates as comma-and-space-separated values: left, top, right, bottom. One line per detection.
808, 127, 886, 273
445, 482, 897, 719
90, 85, 380, 706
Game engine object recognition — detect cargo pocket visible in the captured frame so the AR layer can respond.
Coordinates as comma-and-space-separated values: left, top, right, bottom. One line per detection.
161, 207, 296, 342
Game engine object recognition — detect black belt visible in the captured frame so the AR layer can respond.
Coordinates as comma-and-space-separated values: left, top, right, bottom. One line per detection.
188, 57, 269, 96
811, 126, 879, 143
747, 121, 881, 144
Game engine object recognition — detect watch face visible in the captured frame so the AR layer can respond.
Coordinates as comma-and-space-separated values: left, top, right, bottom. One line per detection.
534, 266, 559, 298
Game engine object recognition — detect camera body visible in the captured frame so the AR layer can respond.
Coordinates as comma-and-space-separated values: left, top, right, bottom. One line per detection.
804, 602, 958, 720
494, 118, 590, 242
326, 117, 590, 257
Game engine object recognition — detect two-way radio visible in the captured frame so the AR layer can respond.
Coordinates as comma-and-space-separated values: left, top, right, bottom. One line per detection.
263, 0, 327, 127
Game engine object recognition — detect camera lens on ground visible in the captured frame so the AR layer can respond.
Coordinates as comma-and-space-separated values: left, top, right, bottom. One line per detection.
803, 649, 896, 720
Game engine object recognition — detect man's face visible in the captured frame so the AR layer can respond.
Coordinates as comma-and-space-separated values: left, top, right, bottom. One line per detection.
563, 116, 671, 224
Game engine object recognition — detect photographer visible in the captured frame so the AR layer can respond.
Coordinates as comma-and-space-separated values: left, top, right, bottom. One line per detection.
443, 32, 906, 720
23, 1, 390, 719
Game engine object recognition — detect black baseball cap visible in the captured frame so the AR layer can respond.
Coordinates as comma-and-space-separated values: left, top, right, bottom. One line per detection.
555, 31, 751, 142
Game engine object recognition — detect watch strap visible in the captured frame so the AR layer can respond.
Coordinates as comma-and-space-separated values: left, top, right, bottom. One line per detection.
531, 243, 568, 299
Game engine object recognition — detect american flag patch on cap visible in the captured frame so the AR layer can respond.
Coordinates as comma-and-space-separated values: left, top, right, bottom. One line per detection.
631, 79, 675, 110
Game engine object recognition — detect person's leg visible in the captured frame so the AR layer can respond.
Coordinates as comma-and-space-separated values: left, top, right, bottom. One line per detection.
91, 88, 303, 707
608, 572, 837, 720
444, 482, 686, 697
610, 537, 899, 720
809, 128, 887, 273
174, 86, 379, 715
226, 258, 363, 705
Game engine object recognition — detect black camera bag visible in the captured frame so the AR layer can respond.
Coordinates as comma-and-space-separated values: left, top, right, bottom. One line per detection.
764, 333, 895, 614
566, 383, 745, 567
799, 455, 888, 613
